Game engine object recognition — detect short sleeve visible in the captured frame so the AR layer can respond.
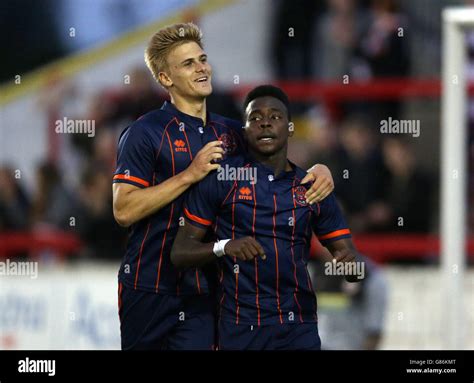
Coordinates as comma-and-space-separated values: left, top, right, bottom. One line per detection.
113, 125, 155, 188
311, 193, 352, 246
183, 171, 225, 230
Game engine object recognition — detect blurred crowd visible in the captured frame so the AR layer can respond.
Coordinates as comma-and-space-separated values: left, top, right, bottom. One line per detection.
0, 66, 242, 261
2, 0, 474, 263
277, 0, 437, 239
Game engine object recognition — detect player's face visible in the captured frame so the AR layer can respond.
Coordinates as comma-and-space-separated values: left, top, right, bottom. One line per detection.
163, 41, 213, 99
244, 97, 291, 156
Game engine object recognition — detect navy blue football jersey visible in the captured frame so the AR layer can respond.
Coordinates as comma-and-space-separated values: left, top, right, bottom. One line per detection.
183, 154, 351, 325
113, 101, 245, 294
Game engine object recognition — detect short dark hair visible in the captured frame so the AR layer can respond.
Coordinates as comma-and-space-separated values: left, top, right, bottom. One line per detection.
243, 85, 291, 121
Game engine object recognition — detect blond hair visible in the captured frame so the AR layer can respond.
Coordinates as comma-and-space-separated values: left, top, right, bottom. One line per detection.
144, 22, 203, 84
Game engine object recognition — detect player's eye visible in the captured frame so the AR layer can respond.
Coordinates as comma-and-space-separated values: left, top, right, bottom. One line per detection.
249, 116, 261, 121
184, 61, 192, 66
200, 56, 207, 63
271, 115, 282, 120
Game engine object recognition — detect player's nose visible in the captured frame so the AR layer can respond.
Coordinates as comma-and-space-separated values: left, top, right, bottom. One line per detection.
195, 61, 207, 73
259, 118, 272, 128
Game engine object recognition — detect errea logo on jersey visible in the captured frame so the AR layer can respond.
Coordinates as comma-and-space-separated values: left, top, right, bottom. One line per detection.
238, 186, 253, 201
174, 139, 188, 152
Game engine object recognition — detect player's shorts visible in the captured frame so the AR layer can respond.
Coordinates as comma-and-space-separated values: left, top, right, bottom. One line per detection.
218, 320, 321, 350
118, 282, 216, 350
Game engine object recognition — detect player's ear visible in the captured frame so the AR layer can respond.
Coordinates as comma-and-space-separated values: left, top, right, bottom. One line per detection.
288, 121, 294, 137
158, 71, 173, 88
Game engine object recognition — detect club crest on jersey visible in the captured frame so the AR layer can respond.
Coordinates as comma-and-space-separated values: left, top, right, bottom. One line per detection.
174, 139, 188, 152
238, 186, 253, 201
293, 185, 307, 206
219, 133, 237, 154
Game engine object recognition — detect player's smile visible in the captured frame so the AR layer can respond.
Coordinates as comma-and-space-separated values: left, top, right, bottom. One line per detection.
192, 74, 211, 90
189, 66, 211, 94
165, 41, 213, 98
194, 75, 209, 83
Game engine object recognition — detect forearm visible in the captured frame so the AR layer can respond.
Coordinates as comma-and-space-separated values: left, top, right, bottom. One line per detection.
171, 231, 216, 268
326, 239, 364, 283
114, 170, 194, 227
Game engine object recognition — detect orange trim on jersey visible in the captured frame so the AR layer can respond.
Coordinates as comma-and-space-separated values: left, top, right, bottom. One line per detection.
290, 179, 304, 323
180, 123, 202, 294
251, 182, 261, 326
113, 174, 150, 187
210, 124, 220, 140
231, 187, 240, 325
156, 117, 179, 159
181, 124, 194, 160
133, 171, 158, 288
166, 131, 175, 176
303, 213, 314, 292
134, 220, 151, 289
318, 229, 351, 241
176, 117, 197, 300
218, 291, 225, 344
155, 203, 175, 293
272, 194, 284, 325
155, 133, 176, 294
184, 207, 212, 226
195, 270, 201, 294
221, 180, 238, 207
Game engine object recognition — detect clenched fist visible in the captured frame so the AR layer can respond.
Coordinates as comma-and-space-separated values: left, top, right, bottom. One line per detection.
224, 236, 266, 261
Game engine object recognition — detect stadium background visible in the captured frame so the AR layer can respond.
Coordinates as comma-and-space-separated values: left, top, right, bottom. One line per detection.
0, 0, 473, 349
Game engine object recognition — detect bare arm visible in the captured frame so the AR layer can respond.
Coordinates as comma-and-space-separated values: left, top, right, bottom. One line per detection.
113, 141, 224, 227
113, 172, 193, 227
170, 221, 216, 268
171, 221, 266, 269
325, 238, 365, 283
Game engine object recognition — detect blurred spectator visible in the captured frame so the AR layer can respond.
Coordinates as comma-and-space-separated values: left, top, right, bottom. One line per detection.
0, 165, 30, 231
271, 0, 325, 79
30, 161, 78, 230
69, 67, 165, 174
332, 116, 387, 232
311, 253, 388, 350
91, 129, 118, 177
350, 0, 411, 122
313, 0, 369, 80
72, 163, 126, 260
37, 75, 87, 190
367, 137, 433, 232
88, 67, 164, 130
352, 0, 410, 79
303, 106, 340, 170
